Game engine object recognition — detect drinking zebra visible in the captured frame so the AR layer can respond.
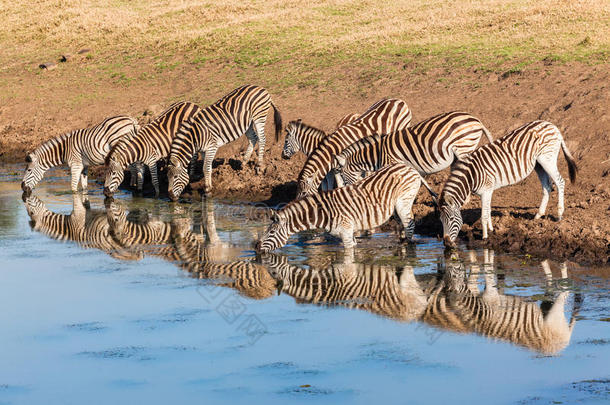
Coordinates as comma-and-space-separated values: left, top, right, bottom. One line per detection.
22, 194, 142, 261
104, 101, 200, 197
281, 113, 359, 159
424, 250, 579, 354
438, 120, 577, 246
256, 163, 422, 253
21, 116, 139, 194
167, 85, 282, 200
333, 111, 492, 189
296, 98, 412, 199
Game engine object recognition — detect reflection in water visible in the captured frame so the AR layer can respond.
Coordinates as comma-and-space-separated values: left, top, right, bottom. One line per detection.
23, 194, 143, 261
424, 251, 579, 355
23, 194, 580, 354
264, 250, 579, 355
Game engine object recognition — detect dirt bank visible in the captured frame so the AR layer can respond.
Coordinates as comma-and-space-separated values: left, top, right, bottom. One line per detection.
2, 62, 609, 265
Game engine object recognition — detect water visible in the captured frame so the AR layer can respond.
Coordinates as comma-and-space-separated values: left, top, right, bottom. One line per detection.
0, 166, 608, 405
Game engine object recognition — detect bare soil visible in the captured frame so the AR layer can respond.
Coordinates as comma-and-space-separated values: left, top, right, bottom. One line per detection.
2, 62, 609, 265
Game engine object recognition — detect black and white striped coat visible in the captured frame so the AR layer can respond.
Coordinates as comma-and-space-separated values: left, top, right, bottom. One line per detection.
256, 163, 422, 252
333, 111, 492, 188
21, 116, 139, 194
296, 98, 412, 198
281, 113, 359, 159
167, 85, 282, 200
439, 120, 577, 245
104, 101, 200, 197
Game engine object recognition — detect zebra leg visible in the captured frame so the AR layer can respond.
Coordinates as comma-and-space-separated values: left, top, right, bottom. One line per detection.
243, 124, 257, 164
148, 161, 160, 197
69, 163, 84, 193
534, 164, 552, 219
395, 197, 416, 242
253, 119, 267, 174
537, 157, 566, 220
479, 190, 494, 239
202, 147, 218, 195
135, 163, 144, 192
189, 154, 197, 178
80, 166, 89, 194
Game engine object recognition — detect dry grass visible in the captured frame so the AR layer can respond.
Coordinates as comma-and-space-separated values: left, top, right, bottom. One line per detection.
1, 0, 608, 73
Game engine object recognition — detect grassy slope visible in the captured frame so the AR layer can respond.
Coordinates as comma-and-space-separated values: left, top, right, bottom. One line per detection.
1, 0, 608, 105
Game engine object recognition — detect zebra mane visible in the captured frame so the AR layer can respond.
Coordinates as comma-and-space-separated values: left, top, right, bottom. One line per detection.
340, 134, 383, 159
288, 120, 327, 137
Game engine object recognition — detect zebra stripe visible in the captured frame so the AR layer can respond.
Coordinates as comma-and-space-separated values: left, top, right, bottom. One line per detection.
256, 163, 422, 253
333, 111, 492, 188
22, 194, 143, 261
22, 115, 139, 194
296, 98, 412, 198
335, 112, 360, 129
439, 120, 577, 245
104, 101, 200, 197
167, 85, 282, 200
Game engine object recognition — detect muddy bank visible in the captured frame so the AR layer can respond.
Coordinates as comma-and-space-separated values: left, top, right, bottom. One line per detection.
5, 62, 610, 265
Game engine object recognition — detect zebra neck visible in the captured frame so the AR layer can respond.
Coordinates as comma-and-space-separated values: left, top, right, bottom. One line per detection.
442, 170, 474, 209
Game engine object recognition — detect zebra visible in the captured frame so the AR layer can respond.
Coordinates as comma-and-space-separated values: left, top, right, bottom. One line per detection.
332, 111, 493, 199
296, 98, 412, 199
104, 101, 201, 197
261, 254, 428, 321
22, 194, 142, 261
424, 250, 579, 354
438, 120, 578, 246
21, 115, 139, 195
166, 85, 282, 200
256, 163, 422, 253
281, 113, 359, 159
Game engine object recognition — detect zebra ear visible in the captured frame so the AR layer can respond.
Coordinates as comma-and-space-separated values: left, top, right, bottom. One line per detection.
297, 118, 302, 123
335, 155, 346, 168
25, 154, 33, 163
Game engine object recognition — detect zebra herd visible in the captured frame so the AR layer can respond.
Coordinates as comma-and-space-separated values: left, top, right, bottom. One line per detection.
21, 192, 579, 355
20, 84, 577, 250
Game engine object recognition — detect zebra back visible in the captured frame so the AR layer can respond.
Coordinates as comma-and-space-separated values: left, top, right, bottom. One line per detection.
107, 101, 200, 167
296, 98, 412, 198
169, 85, 274, 167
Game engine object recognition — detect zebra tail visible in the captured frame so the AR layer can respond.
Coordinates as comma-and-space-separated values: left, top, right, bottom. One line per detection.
419, 174, 438, 204
561, 139, 577, 183
482, 125, 493, 143
569, 292, 583, 332
271, 101, 283, 142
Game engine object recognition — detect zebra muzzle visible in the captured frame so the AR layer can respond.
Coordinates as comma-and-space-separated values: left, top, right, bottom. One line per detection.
443, 235, 457, 248
103, 187, 113, 198
21, 182, 31, 195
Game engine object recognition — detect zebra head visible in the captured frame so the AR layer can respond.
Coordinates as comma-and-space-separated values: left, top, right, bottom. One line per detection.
255, 210, 290, 253
22, 194, 46, 229
282, 120, 301, 159
105, 198, 128, 241
332, 154, 363, 186
439, 200, 463, 248
103, 156, 126, 197
167, 156, 189, 202
21, 153, 45, 194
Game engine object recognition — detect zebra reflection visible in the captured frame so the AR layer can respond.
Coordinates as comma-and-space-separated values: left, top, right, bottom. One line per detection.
261, 250, 579, 354
170, 200, 277, 299
426, 250, 579, 355
22, 193, 142, 261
